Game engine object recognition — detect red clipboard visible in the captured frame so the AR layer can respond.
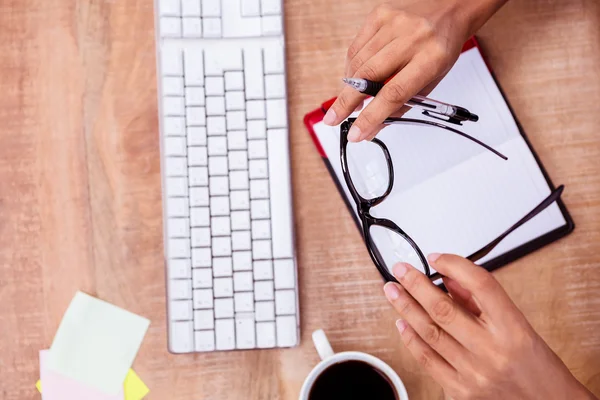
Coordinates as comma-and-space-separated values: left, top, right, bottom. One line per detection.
302, 36, 574, 277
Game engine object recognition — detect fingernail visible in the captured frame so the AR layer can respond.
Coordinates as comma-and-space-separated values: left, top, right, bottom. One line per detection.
383, 282, 400, 301
347, 125, 362, 142
393, 263, 408, 279
428, 253, 442, 263
396, 319, 407, 334
323, 109, 337, 125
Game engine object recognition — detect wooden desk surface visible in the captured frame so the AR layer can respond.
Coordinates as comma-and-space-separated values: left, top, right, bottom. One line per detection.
1, 0, 599, 399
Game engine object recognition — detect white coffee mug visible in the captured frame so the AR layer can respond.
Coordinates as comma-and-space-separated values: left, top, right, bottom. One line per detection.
299, 329, 409, 400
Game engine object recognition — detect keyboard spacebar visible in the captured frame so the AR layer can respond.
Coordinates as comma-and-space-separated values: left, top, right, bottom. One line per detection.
267, 128, 294, 259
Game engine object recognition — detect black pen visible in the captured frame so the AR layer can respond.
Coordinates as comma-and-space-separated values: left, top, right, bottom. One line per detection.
342, 77, 479, 124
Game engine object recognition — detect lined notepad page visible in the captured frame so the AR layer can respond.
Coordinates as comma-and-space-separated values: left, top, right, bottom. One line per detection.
314, 47, 566, 265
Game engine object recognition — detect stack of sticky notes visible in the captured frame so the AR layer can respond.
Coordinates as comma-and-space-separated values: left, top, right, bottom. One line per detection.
36, 291, 151, 399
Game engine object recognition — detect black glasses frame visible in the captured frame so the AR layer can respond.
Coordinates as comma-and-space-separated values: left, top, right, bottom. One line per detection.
340, 117, 565, 283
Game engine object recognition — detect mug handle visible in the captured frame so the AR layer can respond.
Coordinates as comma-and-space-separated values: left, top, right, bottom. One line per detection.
312, 329, 334, 361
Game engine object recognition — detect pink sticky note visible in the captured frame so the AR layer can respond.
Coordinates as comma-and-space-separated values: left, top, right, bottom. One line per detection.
39, 350, 124, 400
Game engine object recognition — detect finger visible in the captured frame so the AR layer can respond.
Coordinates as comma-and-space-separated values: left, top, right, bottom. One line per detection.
428, 253, 525, 328
323, 86, 367, 126
392, 263, 486, 350
395, 319, 460, 391
349, 59, 438, 141
384, 282, 468, 369
362, 105, 411, 141
346, 25, 394, 78
443, 276, 482, 317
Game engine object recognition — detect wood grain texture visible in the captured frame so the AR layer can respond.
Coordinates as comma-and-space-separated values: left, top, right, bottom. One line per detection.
0, 0, 598, 399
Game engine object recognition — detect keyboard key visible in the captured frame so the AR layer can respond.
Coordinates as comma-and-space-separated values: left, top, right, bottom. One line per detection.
247, 119, 266, 139
209, 156, 228, 175
261, 0, 281, 15
231, 210, 251, 230
205, 47, 243, 75
168, 217, 191, 239
228, 131, 247, 150
254, 280, 274, 301
234, 271, 253, 291
230, 190, 250, 211
253, 239, 272, 259
265, 74, 286, 98
163, 77, 184, 96
165, 137, 186, 156
250, 179, 269, 199
182, 0, 201, 16
276, 315, 298, 347
164, 97, 185, 116
230, 170, 249, 189
244, 48, 264, 99
167, 197, 189, 217
234, 292, 254, 312
192, 247, 212, 267
184, 49, 204, 86
162, 48, 183, 76
169, 258, 192, 279
227, 111, 246, 130
267, 128, 294, 258
189, 166, 209, 187
195, 330, 216, 352
186, 87, 205, 106
214, 298, 234, 318
274, 259, 296, 289
194, 309, 214, 330
190, 207, 210, 227
212, 236, 232, 256
192, 267, 212, 288
169, 238, 191, 259
210, 176, 229, 195
160, 0, 181, 15
183, 18, 203, 37
207, 116, 227, 135
255, 301, 275, 321
167, 176, 188, 197
252, 219, 271, 240
188, 127, 207, 146
232, 230, 251, 250
166, 157, 188, 177
213, 257, 233, 277
161, 17, 182, 37
215, 319, 235, 350
249, 160, 268, 178
211, 196, 230, 216
233, 251, 252, 271
241, 0, 260, 16
202, 0, 221, 16
263, 43, 285, 74
170, 300, 193, 320
214, 277, 233, 297
212, 216, 231, 236
248, 139, 267, 159
206, 77, 225, 96
228, 150, 248, 170
275, 290, 296, 315
203, 17, 222, 37
187, 106, 206, 126
251, 199, 270, 219
225, 91, 245, 111
266, 100, 286, 128
165, 117, 186, 135
246, 100, 265, 120
206, 96, 225, 116
188, 146, 208, 166
262, 15, 282, 36
189, 187, 209, 207
256, 321, 276, 348
225, 71, 244, 91
253, 260, 273, 280
170, 279, 192, 299
236, 315, 256, 349
193, 288, 213, 308
191, 227, 211, 247
170, 321, 194, 353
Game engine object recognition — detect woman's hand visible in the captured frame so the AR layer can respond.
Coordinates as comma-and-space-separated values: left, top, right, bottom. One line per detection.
383, 254, 597, 400
324, 0, 507, 142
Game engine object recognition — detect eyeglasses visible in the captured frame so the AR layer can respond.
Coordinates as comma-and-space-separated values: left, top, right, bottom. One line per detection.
340, 117, 564, 283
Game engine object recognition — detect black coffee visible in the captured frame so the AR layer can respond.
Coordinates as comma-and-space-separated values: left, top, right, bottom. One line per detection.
308, 360, 397, 400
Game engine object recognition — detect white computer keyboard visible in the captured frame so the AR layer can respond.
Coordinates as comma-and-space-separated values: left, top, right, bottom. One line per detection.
154, 0, 299, 353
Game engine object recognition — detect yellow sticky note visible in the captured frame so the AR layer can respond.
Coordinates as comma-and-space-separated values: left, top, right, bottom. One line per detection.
36, 369, 149, 400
